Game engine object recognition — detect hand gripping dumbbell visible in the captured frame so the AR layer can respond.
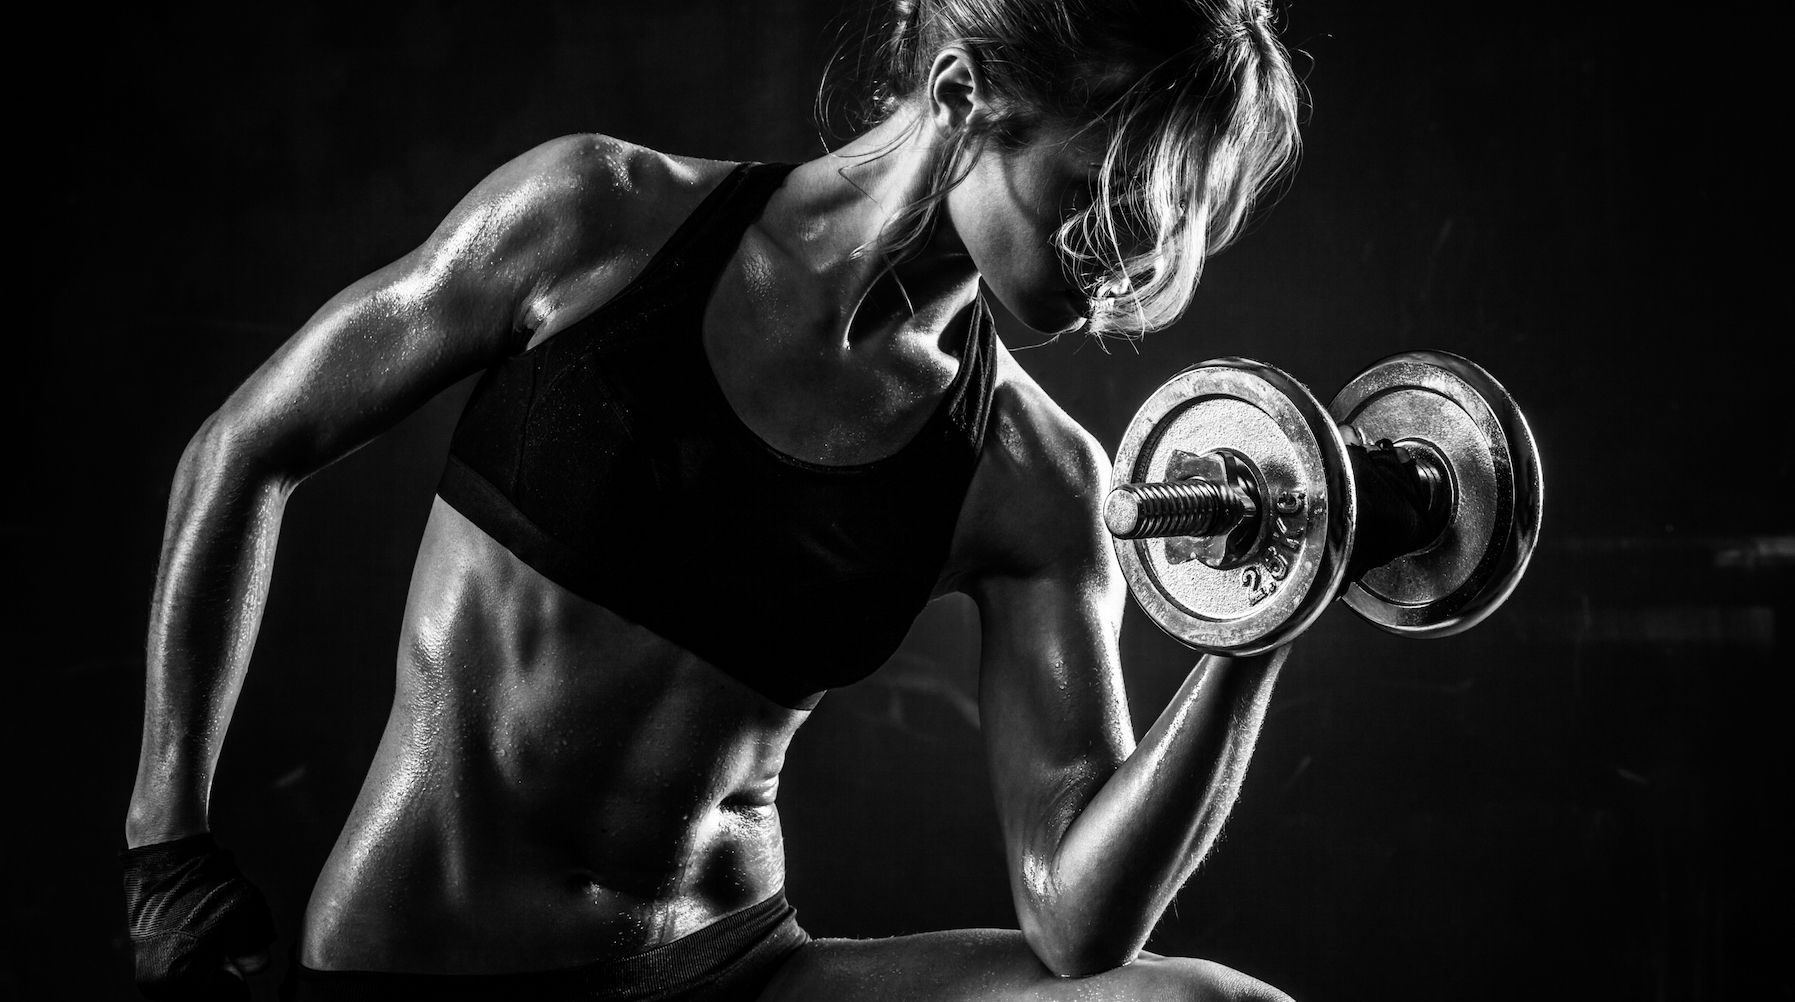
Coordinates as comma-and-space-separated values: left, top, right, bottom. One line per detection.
1105, 350, 1543, 655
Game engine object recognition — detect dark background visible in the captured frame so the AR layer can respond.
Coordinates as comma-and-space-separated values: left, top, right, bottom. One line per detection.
8, 2, 1788, 999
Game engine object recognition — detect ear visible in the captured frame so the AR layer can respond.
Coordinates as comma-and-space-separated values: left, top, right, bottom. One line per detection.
925, 47, 995, 136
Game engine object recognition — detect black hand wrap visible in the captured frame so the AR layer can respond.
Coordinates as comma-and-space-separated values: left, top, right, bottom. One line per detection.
120, 833, 275, 1001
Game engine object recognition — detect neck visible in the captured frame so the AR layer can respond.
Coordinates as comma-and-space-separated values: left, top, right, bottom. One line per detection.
768, 107, 982, 349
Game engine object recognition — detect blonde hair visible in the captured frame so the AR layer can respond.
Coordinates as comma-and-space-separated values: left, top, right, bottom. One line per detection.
866, 0, 1301, 337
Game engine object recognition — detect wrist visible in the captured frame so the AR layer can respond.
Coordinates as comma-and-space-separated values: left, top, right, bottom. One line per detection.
124, 799, 208, 849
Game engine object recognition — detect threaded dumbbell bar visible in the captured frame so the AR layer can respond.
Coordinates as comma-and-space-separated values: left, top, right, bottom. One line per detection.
1103, 478, 1255, 540
1104, 442, 1455, 583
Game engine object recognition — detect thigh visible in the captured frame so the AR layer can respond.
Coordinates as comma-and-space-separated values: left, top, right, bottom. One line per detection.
756, 929, 1292, 1002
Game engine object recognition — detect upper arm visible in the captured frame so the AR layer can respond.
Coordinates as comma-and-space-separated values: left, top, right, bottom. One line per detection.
205, 133, 673, 485
951, 359, 1134, 907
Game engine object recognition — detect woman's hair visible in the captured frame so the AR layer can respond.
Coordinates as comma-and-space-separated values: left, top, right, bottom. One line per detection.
861, 0, 1301, 338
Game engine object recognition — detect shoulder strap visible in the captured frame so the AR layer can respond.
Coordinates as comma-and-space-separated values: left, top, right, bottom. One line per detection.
531, 162, 798, 351
952, 296, 1000, 458
611, 161, 754, 295
650, 161, 799, 284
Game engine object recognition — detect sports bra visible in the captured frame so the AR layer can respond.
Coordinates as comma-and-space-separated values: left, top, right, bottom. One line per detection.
437, 161, 998, 710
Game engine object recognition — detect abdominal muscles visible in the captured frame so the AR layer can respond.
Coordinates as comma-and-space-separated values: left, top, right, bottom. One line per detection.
300, 498, 809, 974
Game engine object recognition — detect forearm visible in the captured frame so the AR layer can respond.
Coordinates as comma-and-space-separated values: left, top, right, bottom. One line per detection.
127, 418, 290, 846
1027, 647, 1287, 972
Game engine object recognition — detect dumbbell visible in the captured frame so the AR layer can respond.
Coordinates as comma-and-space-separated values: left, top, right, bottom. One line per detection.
1105, 350, 1543, 655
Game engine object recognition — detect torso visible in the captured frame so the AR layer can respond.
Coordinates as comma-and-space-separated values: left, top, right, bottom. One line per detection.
303, 499, 804, 971
300, 144, 1033, 973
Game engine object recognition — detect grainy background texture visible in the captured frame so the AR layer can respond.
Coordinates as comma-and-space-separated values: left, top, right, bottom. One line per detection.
8, 2, 1787, 999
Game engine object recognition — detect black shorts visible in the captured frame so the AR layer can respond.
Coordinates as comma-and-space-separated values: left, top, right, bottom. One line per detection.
281, 892, 808, 1001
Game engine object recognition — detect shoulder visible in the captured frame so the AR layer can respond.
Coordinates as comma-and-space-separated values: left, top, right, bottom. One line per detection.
982, 344, 1112, 522
415, 135, 738, 342
947, 338, 1115, 586
442, 134, 733, 239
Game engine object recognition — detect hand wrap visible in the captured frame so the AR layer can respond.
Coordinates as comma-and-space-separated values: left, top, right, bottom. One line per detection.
120, 833, 275, 1001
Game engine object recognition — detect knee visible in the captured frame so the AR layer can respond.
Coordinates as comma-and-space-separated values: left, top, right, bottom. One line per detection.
1128, 955, 1294, 1002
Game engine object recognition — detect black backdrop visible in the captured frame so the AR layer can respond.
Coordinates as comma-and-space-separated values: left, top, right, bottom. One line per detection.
9, 2, 1788, 1000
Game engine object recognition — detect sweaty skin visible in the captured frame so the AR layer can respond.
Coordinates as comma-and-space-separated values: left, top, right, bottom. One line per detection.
129, 51, 1293, 1001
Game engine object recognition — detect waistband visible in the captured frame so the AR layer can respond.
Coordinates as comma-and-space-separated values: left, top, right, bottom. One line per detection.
282, 892, 807, 1002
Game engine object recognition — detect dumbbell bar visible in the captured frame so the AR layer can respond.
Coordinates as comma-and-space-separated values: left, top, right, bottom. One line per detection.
1107, 351, 1542, 655
1107, 437, 1452, 576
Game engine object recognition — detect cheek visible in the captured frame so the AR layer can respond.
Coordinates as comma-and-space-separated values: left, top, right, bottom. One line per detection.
947, 173, 1081, 332
951, 158, 1052, 274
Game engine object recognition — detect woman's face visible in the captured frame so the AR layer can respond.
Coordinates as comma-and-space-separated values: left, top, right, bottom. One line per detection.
943, 126, 1100, 335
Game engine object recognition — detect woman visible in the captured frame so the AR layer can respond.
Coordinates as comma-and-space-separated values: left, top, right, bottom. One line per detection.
123, 0, 1302, 998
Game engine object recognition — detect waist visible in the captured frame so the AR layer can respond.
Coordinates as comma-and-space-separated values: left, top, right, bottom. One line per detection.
291, 891, 808, 1000
302, 774, 791, 971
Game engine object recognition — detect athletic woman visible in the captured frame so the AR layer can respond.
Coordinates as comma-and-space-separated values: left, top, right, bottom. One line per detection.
123, 1, 1302, 998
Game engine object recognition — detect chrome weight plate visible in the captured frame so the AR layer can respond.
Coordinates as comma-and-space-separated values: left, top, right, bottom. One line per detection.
1111, 358, 1355, 654
1328, 351, 1543, 637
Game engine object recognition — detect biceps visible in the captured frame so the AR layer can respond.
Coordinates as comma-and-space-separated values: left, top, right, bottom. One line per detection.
215, 256, 511, 484
976, 571, 1133, 842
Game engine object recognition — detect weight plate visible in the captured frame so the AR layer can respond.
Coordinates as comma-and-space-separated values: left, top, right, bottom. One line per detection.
1328, 350, 1543, 637
1110, 358, 1355, 654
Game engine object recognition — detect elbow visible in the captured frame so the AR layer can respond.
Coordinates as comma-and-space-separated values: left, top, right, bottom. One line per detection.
177, 409, 298, 498
180, 410, 242, 476
1017, 903, 1143, 978
1009, 845, 1149, 977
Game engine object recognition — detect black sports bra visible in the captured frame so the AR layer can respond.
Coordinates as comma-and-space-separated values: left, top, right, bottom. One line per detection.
437, 162, 998, 710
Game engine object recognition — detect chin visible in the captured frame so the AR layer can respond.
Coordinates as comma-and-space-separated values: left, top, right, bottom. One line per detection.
982, 272, 1090, 334
1007, 297, 1089, 336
